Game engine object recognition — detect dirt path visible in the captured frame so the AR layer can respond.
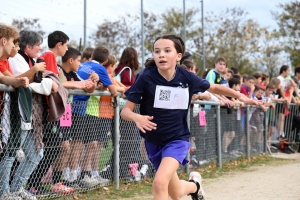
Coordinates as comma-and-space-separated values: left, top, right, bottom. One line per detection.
180, 153, 300, 200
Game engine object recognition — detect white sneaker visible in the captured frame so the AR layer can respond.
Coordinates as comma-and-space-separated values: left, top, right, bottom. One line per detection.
79, 175, 100, 188
16, 188, 36, 200
188, 172, 205, 200
0, 191, 22, 200
140, 164, 149, 176
63, 167, 70, 182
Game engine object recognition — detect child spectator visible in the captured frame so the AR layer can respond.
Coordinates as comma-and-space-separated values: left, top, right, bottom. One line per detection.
49, 47, 95, 193
223, 68, 234, 82
205, 57, 233, 107
262, 84, 277, 152
242, 74, 248, 84
26, 30, 70, 195
228, 78, 244, 105
181, 61, 212, 101
253, 72, 262, 86
259, 73, 269, 89
81, 47, 94, 63
0, 36, 29, 87
233, 74, 242, 85
179, 51, 192, 64
115, 47, 139, 87
240, 76, 256, 99
277, 65, 297, 106
89, 54, 127, 182
3, 29, 58, 199
42, 31, 69, 75
221, 78, 243, 157
230, 67, 239, 75
72, 46, 116, 187
181, 59, 196, 74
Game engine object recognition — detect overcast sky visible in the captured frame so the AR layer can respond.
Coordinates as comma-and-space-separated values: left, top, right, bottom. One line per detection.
0, 0, 290, 43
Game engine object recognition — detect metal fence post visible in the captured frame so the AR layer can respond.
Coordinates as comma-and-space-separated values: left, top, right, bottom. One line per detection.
263, 109, 268, 153
113, 96, 120, 189
246, 105, 250, 160
216, 104, 222, 168
186, 108, 190, 174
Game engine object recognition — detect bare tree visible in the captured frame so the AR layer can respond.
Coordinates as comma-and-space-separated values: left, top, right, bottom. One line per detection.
12, 18, 46, 37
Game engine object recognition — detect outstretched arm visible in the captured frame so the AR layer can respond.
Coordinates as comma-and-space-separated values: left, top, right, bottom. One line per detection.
208, 84, 261, 105
0, 73, 29, 88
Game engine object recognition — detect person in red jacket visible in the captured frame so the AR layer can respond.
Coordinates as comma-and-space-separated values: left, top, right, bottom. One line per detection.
114, 47, 139, 87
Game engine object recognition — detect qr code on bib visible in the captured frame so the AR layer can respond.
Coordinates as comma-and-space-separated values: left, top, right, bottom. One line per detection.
159, 89, 171, 101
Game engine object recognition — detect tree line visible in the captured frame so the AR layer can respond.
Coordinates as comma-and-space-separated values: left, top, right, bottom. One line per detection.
11, 1, 300, 77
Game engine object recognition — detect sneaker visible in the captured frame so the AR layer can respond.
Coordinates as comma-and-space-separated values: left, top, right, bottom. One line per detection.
0, 191, 22, 200
287, 146, 295, 154
140, 164, 149, 176
79, 175, 101, 188
50, 182, 74, 194
15, 188, 36, 200
270, 148, 278, 153
62, 167, 70, 182
281, 147, 292, 154
188, 172, 205, 200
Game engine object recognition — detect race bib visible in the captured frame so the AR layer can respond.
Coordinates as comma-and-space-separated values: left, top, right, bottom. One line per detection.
153, 85, 189, 109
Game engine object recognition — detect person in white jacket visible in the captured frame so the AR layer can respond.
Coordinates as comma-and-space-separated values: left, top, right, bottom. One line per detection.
0, 30, 57, 200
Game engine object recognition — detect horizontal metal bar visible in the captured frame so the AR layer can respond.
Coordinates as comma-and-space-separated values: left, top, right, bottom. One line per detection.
0, 84, 121, 96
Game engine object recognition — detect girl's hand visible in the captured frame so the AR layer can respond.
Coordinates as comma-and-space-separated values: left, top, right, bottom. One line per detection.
134, 115, 157, 133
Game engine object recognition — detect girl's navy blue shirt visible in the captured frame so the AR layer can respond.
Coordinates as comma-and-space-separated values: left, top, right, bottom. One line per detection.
125, 66, 210, 146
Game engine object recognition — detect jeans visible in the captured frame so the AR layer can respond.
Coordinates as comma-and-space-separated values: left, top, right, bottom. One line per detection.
0, 130, 43, 195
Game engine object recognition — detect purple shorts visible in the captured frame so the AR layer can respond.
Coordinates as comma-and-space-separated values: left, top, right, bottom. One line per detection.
144, 140, 190, 170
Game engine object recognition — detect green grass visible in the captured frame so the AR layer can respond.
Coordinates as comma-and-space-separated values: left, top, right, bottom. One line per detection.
51, 154, 296, 200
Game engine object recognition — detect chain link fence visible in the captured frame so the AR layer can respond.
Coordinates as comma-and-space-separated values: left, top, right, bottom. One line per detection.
0, 87, 298, 199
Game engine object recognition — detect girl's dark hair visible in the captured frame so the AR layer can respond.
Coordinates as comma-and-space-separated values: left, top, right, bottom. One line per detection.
145, 34, 185, 67
279, 65, 289, 74
182, 59, 195, 70
119, 47, 139, 71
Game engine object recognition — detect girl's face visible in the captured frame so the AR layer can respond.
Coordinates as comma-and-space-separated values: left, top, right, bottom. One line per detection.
153, 39, 182, 71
